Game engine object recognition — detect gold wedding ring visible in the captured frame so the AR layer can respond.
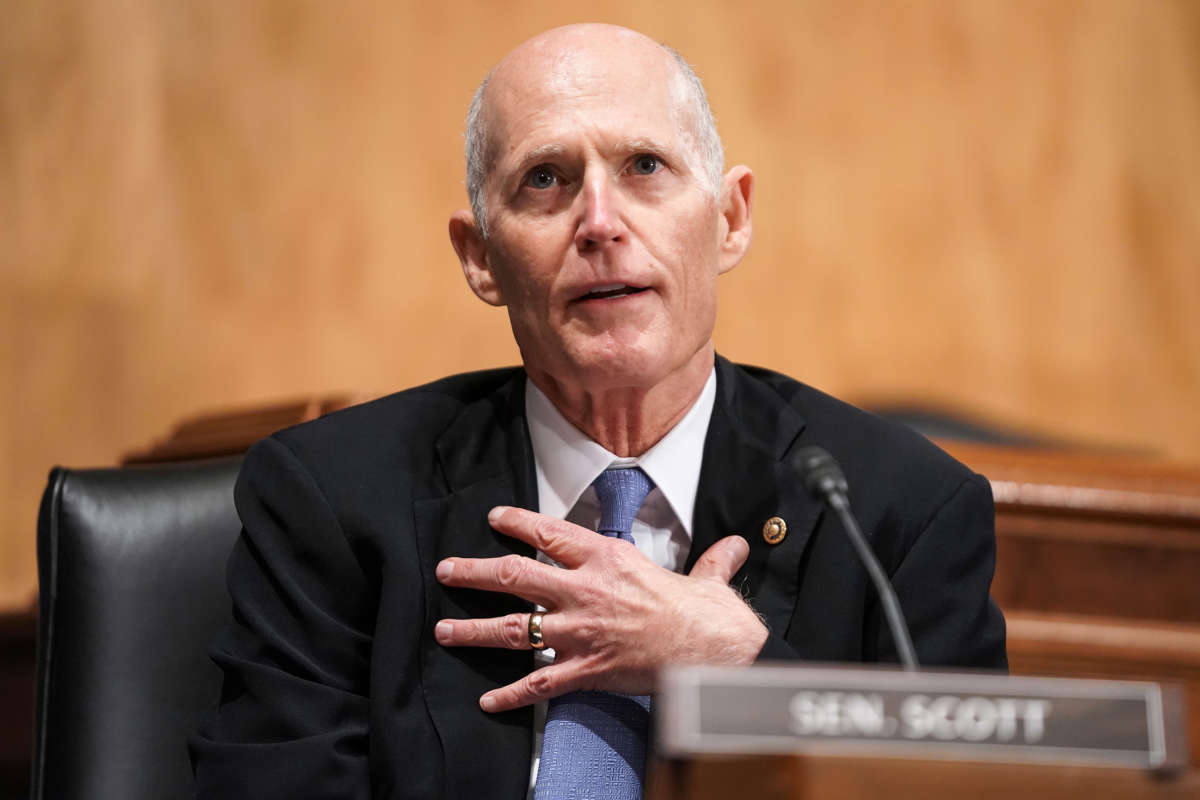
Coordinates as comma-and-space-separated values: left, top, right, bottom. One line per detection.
528, 612, 547, 650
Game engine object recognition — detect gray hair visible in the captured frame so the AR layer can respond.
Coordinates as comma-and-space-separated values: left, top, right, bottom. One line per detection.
464, 46, 725, 238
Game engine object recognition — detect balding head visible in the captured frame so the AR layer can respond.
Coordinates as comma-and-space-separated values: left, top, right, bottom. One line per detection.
465, 24, 723, 237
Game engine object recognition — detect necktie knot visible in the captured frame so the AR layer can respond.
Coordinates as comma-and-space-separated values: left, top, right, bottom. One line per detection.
591, 467, 654, 542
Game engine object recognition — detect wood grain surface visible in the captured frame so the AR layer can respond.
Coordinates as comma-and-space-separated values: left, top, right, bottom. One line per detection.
3, 0, 1198, 610
649, 754, 1200, 800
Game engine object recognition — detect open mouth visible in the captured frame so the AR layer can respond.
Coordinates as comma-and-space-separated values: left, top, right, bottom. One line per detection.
578, 284, 650, 301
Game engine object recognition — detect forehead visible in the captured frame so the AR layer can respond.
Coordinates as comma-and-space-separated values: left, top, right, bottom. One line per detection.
485, 42, 689, 168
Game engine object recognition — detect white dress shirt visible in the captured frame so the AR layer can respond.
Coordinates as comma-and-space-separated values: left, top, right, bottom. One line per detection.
523, 368, 717, 794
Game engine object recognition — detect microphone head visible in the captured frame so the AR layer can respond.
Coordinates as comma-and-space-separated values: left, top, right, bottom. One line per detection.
792, 446, 849, 499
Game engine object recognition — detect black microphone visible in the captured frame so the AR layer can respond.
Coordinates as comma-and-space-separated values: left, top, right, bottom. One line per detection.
793, 446, 919, 670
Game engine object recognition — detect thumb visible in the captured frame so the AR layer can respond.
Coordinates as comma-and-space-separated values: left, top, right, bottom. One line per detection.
688, 535, 750, 582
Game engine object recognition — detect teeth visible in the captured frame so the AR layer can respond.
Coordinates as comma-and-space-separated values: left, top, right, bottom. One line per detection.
591, 284, 627, 293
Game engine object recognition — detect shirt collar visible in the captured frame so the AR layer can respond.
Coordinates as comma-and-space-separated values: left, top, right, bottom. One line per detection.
525, 368, 717, 537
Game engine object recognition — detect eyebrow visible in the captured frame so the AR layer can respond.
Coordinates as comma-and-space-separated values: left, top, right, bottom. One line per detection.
619, 138, 672, 156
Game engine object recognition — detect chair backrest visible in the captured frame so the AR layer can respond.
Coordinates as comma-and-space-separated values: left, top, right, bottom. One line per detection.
32, 457, 243, 800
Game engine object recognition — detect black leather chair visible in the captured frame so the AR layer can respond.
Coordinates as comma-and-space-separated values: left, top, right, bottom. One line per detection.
31, 457, 243, 800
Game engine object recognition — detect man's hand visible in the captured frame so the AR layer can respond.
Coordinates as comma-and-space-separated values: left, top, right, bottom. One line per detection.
434, 506, 768, 712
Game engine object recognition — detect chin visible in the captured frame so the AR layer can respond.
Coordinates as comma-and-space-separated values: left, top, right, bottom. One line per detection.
562, 341, 693, 392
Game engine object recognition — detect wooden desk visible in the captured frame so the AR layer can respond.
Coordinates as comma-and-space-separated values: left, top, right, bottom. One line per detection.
944, 441, 1200, 624
649, 754, 1200, 800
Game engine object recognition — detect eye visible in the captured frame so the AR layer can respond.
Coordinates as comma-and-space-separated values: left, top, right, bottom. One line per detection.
526, 166, 556, 190
631, 154, 660, 175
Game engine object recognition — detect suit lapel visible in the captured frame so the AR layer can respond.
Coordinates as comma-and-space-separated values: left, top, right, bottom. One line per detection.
688, 357, 823, 643
411, 358, 824, 796
414, 371, 538, 800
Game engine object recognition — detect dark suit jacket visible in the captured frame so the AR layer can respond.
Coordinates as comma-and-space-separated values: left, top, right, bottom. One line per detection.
191, 357, 1006, 799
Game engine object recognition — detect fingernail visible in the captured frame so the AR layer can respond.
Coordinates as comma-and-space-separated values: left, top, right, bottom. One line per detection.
480, 694, 496, 712
435, 620, 452, 640
436, 560, 454, 580
488, 506, 507, 525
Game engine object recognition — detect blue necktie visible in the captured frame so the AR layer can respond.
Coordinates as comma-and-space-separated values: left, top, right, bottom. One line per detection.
534, 467, 655, 800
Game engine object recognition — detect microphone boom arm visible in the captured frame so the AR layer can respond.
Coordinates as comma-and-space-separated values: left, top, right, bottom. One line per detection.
797, 447, 920, 671
826, 491, 919, 670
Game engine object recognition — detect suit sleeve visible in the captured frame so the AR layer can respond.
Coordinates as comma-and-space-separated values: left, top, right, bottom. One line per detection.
881, 474, 1007, 669
190, 436, 376, 799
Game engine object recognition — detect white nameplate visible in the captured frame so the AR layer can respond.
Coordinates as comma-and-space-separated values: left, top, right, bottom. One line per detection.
656, 664, 1188, 772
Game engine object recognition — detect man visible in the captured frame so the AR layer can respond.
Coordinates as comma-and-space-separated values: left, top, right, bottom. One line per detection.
192, 23, 1006, 799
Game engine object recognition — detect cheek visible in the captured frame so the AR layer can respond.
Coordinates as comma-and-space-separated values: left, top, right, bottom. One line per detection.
487, 235, 551, 304
489, 216, 574, 285
632, 194, 719, 267
671, 209, 724, 293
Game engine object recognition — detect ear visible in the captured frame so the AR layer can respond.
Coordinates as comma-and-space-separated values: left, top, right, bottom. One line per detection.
449, 209, 505, 306
716, 165, 754, 275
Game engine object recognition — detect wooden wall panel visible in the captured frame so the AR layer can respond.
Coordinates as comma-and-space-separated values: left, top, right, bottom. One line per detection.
3, 0, 1199, 609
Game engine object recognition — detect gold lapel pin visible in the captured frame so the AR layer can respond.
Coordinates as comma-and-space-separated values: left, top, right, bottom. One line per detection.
762, 516, 787, 545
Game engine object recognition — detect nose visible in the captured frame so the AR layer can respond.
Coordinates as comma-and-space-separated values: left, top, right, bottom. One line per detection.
574, 171, 626, 251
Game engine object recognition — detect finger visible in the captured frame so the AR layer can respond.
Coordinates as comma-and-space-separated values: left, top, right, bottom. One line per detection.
487, 506, 600, 568
434, 612, 532, 650
436, 553, 571, 608
688, 535, 750, 582
480, 662, 580, 712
